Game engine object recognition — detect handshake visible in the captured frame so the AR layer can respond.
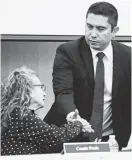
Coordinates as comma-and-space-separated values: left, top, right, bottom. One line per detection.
66, 109, 94, 133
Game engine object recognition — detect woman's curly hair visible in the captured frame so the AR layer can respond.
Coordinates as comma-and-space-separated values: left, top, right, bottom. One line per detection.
1, 66, 36, 128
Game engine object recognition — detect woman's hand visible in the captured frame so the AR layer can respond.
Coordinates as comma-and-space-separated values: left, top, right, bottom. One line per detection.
66, 109, 94, 133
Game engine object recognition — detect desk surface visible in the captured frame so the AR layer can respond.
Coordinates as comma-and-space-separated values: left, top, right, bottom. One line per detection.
1, 152, 132, 160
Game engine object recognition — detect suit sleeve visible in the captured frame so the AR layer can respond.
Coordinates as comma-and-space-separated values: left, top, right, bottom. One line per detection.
52, 45, 76, 117
122, 53, 131, 147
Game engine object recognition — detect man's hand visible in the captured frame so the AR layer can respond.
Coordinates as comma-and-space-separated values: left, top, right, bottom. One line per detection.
80, 118, 94, 133
66, 109, 94, 133
73, 117, 94, 133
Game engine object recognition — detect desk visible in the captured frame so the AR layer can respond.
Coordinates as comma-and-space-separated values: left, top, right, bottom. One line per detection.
1, 152, 132, 160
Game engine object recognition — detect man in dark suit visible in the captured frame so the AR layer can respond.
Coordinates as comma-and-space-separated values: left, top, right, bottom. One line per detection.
44, 2, 131, 150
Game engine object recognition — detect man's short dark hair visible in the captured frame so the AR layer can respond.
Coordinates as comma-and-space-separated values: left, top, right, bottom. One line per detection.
86, 2, 118, 30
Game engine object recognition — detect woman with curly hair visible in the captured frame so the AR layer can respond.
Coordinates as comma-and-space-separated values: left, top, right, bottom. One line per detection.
1, 66, 93, 155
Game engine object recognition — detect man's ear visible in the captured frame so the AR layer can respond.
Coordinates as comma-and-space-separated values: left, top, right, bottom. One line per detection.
112, 26, 119, 37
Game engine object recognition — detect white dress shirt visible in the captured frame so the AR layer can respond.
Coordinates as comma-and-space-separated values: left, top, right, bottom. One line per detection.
90, 41, 113, 136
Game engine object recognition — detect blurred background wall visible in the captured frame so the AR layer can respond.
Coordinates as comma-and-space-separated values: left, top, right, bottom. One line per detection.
1, 38, 62, 119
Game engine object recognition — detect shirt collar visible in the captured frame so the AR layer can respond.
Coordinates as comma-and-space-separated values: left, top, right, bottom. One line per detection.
90, 41, 113, 61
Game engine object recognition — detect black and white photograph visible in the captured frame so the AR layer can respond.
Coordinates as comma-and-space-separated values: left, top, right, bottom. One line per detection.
0, 0, 132, 160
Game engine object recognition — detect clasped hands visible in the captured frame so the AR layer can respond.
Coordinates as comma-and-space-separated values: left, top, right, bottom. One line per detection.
66, 109, 94, 133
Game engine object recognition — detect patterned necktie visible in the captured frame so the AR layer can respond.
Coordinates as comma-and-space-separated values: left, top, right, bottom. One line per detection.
89, 52, 105, 141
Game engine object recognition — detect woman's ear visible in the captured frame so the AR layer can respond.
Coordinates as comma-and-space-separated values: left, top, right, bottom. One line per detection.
29, 87, 34, 99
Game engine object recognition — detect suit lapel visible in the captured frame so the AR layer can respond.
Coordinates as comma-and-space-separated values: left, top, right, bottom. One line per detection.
80, 38, 94, 88
79, 38, 121, 98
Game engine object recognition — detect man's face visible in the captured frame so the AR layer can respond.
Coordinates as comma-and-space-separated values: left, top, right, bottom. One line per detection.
85, 13, 118, 51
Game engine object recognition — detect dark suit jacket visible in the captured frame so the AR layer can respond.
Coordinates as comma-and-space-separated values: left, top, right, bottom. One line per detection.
44, 36, 131, 148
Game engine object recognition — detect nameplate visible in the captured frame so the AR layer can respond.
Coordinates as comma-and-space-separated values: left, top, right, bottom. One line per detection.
63, 142, 110, 153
